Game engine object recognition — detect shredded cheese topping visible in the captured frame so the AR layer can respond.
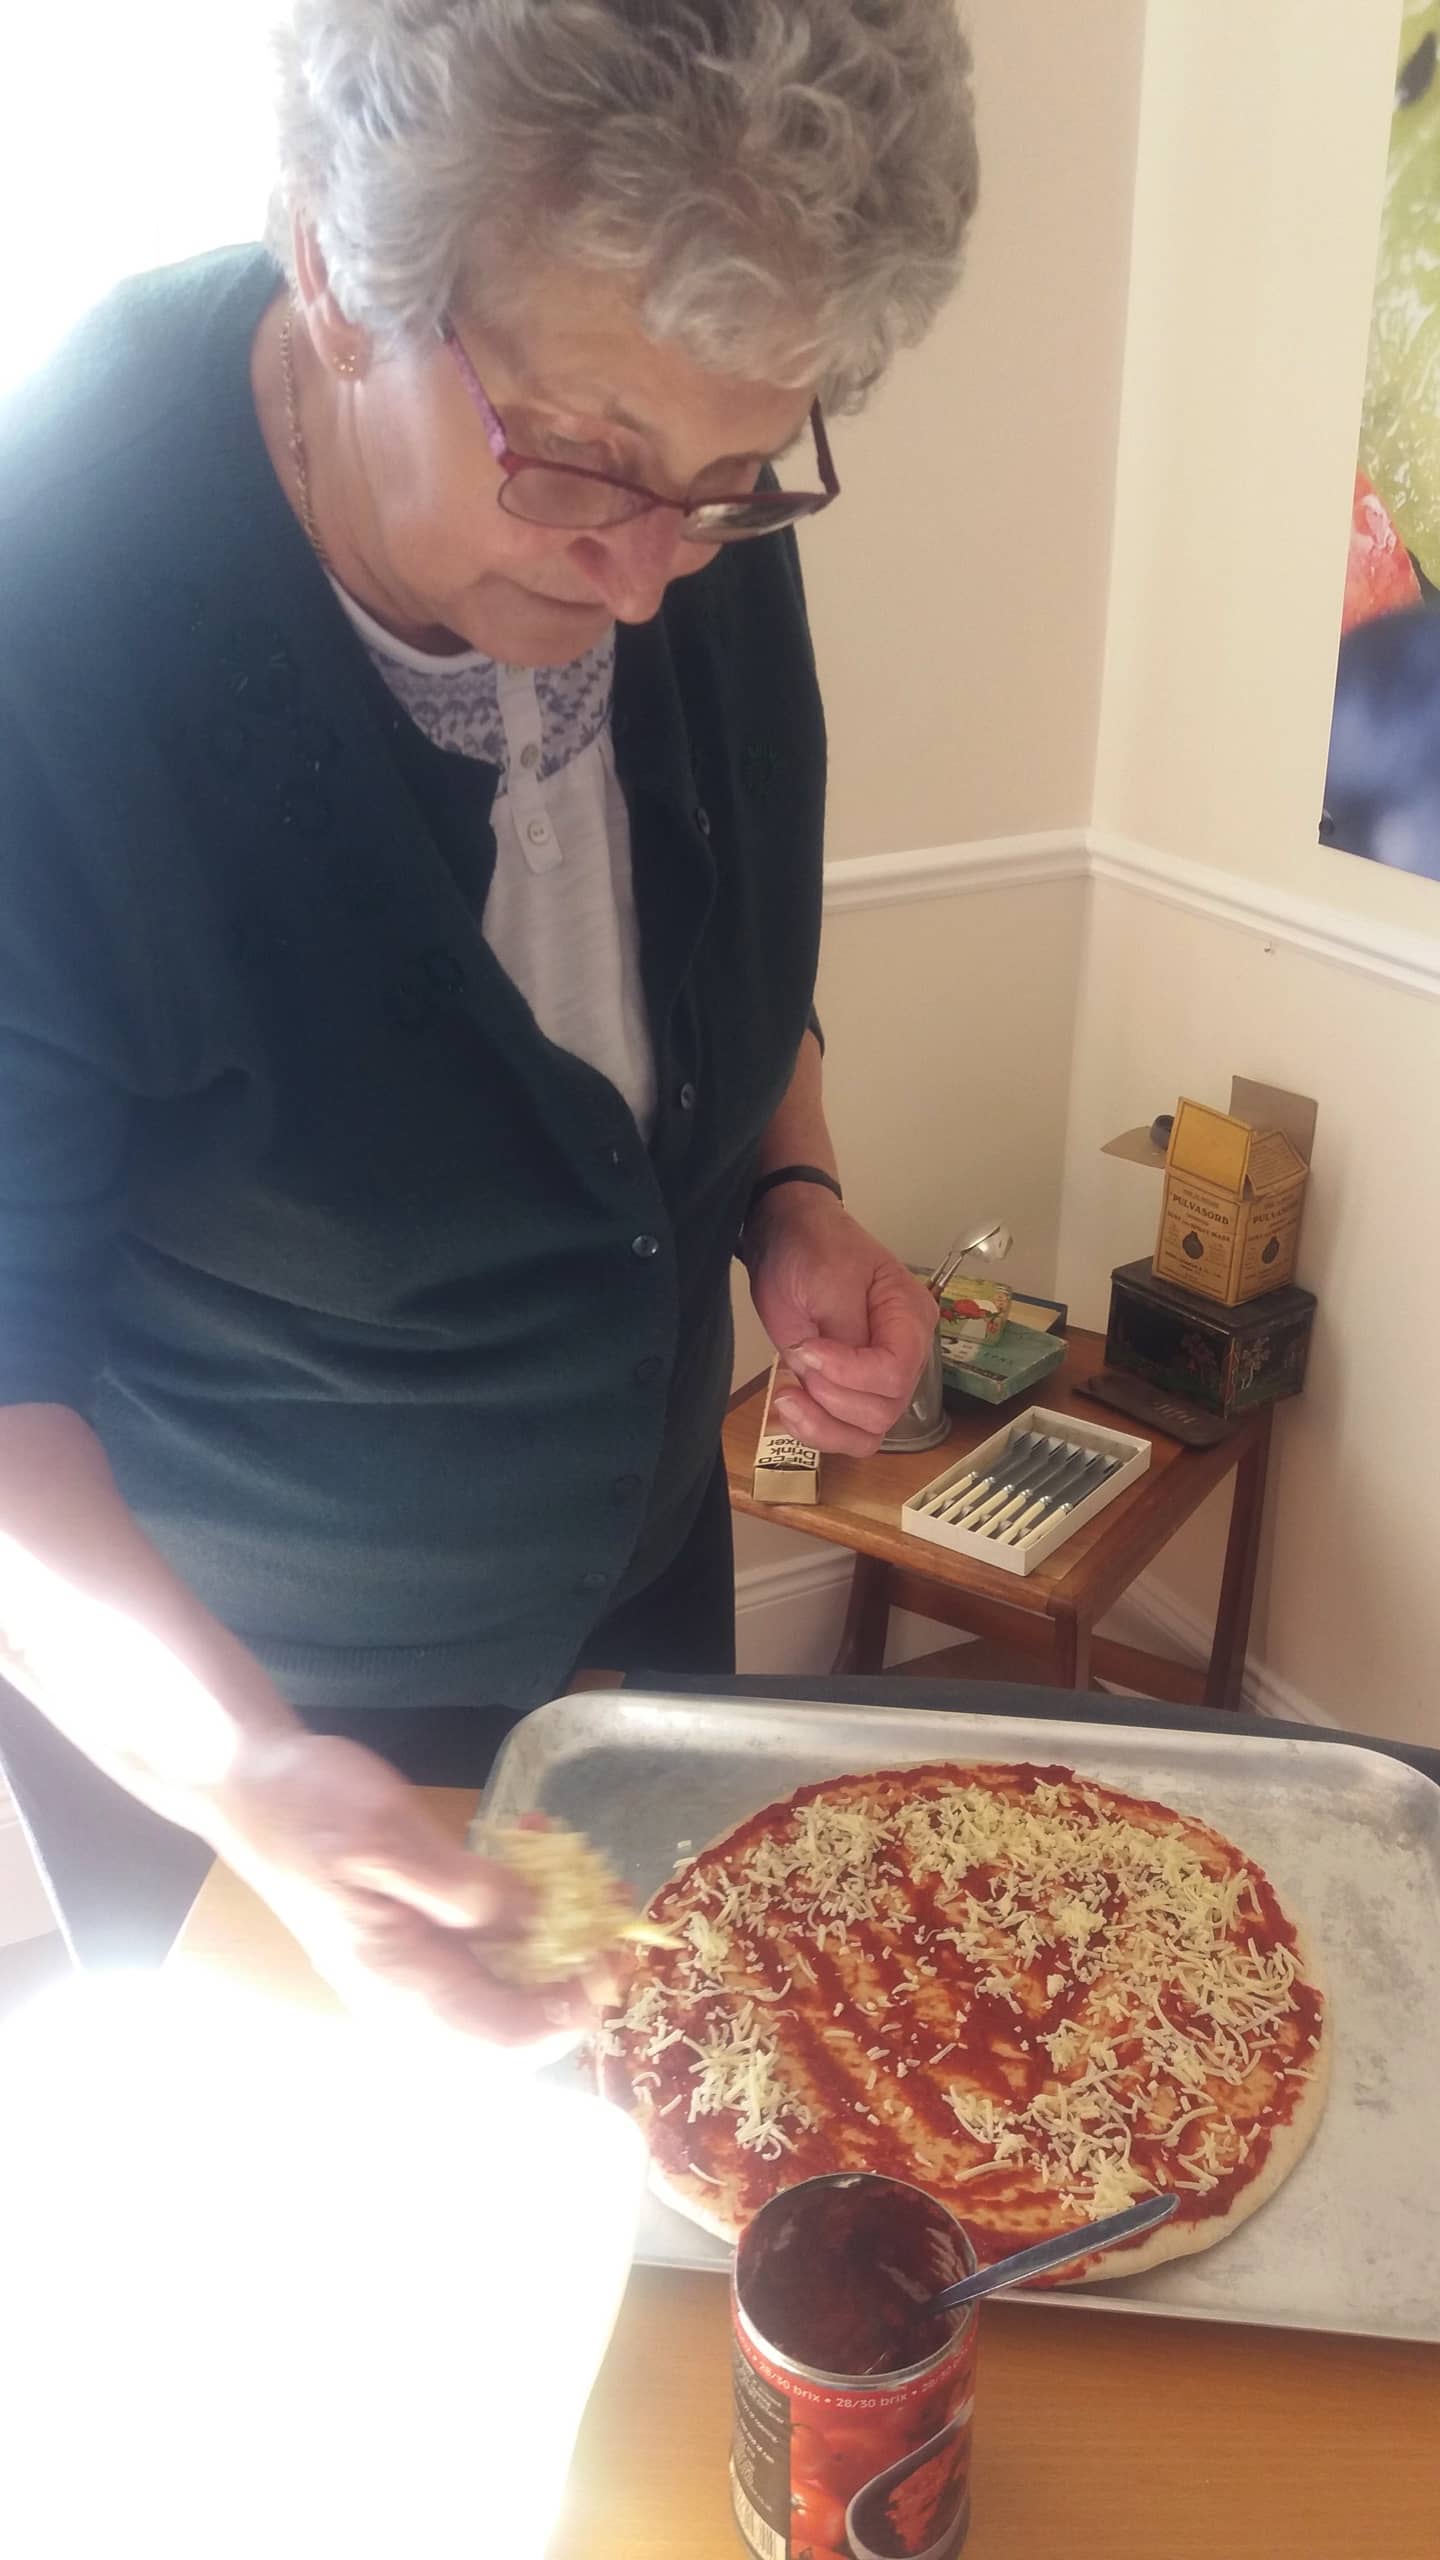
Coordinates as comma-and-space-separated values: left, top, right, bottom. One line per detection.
473, 1820, 678, 1990
602, 1765, 1324, 2230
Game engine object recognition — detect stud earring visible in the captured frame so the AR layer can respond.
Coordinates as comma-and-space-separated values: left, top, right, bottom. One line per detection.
334, 350, 360, 379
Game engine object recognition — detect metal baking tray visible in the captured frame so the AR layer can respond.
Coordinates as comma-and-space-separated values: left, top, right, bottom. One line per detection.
486, 1690, 1440, 2345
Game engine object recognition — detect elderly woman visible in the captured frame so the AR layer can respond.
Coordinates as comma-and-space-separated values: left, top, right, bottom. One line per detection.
0, 1, 977, 2033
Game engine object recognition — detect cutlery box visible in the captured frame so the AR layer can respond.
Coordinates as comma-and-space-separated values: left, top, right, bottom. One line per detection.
901, 1405, 1151, 1576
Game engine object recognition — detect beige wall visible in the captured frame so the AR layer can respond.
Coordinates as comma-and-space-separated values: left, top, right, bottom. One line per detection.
735, 872, 1087, 1577
1064, 0, 1440, 1742
802, 0, 1145, 861
741, 6, 1139, 1582
1094, 0, 1416, 920
738, 1, 1440, 1748
1058, 885, 1440, 1745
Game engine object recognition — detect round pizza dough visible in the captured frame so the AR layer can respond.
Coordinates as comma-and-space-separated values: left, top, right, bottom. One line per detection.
598, 1762, 1330, 2283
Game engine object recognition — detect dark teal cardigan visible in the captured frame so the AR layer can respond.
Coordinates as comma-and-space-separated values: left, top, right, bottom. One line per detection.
0, 249, 825, 1710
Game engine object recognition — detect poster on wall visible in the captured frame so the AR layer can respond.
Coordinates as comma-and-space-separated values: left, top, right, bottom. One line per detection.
1322, 4, 1440, 882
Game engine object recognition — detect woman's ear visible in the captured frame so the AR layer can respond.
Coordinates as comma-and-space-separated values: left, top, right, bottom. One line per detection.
290, 216, 372, 380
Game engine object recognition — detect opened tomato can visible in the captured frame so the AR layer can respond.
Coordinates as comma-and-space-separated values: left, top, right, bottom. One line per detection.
731, 2172, 979, 2560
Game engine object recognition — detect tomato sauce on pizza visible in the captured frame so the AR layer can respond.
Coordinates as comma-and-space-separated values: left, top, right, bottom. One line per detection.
597, 1763, 1329, 2276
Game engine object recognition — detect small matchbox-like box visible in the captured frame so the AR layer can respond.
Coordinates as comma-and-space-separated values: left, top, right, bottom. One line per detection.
940, 1321, 1066, 1406
752, 1357, 821, 1504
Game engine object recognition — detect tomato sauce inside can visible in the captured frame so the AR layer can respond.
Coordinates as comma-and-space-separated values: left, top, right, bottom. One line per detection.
731, 2173, 979, 2560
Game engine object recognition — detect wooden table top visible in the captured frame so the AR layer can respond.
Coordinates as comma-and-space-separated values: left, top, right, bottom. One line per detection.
724, 1329, 1264, 1626
551, 2269, 1437, 2560
171, 1785, 1439, 2559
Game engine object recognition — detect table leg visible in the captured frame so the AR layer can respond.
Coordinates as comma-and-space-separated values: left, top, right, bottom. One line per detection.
832, 1554, 894, 1676
1051, 1607, 1094, 1690
1205, 1405, 1273, 1712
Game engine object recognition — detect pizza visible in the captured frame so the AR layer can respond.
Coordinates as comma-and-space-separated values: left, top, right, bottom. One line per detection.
597, 1762, 1329, 2280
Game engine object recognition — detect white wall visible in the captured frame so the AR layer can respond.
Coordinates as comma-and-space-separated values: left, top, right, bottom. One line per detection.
802, 0, 1145, 859
1062, 0, 1440, 1745
1093, 0, 1413, 923
1060, 879, 1440, 1745
741, 3, 1144, 1593
744, 3, 1440, 1751
734, 859, 1088, 1580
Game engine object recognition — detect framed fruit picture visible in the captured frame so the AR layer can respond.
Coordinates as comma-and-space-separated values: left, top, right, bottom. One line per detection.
1322, 4, 1440, 881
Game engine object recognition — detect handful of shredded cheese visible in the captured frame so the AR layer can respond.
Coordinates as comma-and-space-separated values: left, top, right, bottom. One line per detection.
474, 1819, 680, 1989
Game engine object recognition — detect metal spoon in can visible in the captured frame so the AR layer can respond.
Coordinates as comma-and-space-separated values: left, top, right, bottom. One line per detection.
925, 2192, 1178, 2310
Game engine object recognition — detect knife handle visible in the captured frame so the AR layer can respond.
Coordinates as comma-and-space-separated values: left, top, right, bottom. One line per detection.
984, 1462, 1068, 1533
971, 1445, 1075, 1531
1007, 1457, 1119, 1546
998, 1494, 1051, 1546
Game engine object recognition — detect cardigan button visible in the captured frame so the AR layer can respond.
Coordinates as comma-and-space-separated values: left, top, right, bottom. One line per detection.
678, 1081, 697, 1112
611, 1474, 643, 1505
578, 1570, 610, 1594
631, 1233, 660, 1259
633, 1355, 664, 1386
694, 804, 711, 836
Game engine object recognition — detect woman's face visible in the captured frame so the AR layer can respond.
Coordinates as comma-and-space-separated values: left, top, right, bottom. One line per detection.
293, 261, 817, 665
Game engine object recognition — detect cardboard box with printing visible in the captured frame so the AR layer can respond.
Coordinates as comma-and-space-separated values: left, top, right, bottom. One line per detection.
1153, 1095, 1310, 1306
1103, 1080, 1316, 1311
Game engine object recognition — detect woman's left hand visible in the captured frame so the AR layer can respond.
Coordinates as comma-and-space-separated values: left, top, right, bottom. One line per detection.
744, 1187, 937, 1455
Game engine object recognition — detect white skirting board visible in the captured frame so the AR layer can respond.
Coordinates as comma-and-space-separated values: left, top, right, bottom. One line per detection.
732, 1549, 953, 1680
732, 1548, 1332, 1727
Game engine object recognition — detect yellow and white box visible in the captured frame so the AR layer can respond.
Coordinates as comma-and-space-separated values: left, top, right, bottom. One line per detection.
1153, 1098, 1309, 1307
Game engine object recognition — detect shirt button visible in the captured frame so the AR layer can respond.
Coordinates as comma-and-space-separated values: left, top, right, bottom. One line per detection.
678, 1081, 697, 1112
612, 1473, 643, 1504
526, 817, 550, 847
634, 1354, 664, 1386
631, 1233, 660, 1259
578, 1570, 610, 1594
519, 742, 540, 770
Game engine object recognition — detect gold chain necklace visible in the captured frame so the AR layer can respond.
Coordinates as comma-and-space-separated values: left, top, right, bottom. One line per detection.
279, 307, 333, 574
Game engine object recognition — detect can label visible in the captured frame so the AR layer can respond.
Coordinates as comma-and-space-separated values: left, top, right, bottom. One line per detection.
731, 2306, 977, 2560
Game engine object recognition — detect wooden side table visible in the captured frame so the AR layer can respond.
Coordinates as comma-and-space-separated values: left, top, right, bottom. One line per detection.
724, 1328, 1273, 1710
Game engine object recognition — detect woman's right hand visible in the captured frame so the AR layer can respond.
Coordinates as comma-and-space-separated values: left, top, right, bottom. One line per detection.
198, 1729, 591, 2044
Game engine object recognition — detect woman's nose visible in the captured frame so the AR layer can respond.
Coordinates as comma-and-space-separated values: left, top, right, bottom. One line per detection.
570, 510, 707, 621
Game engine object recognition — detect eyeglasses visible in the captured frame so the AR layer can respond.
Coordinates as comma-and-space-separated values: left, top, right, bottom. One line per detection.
440, 320, 839, 543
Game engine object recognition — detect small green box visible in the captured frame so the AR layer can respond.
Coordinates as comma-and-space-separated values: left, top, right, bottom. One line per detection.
941, 1321, 1066, 1407
1105, 1257, 1316, 1418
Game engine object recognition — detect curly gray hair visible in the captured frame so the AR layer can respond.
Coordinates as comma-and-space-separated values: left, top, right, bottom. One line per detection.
269, 0, 977, 410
